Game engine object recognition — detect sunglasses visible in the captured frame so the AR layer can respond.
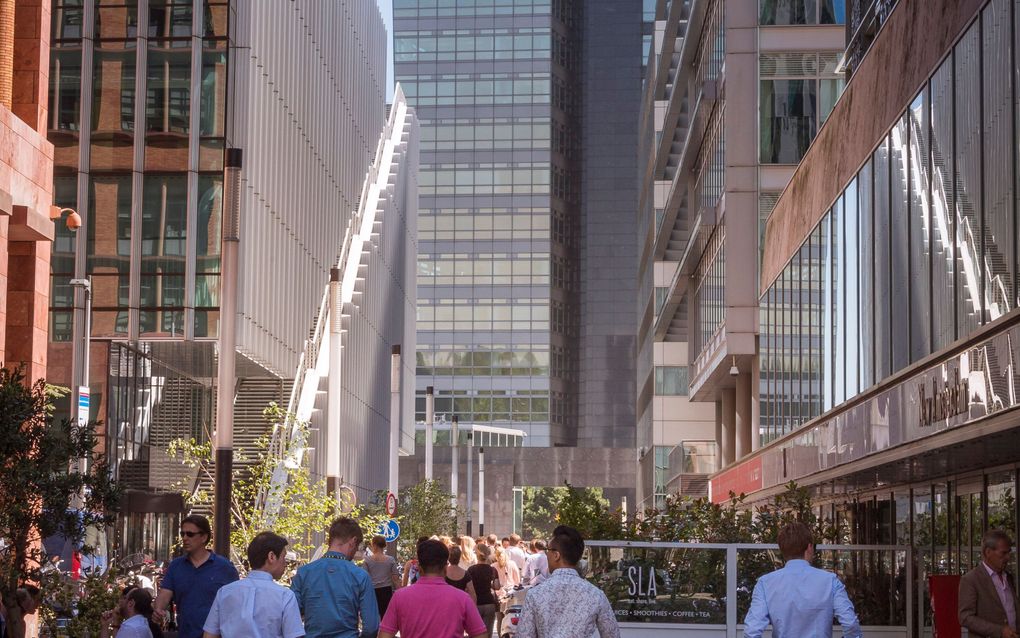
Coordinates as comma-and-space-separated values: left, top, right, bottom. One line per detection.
180, 531, 204, 538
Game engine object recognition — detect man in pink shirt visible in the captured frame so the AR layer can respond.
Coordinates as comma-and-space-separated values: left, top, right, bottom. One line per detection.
379, 540, 488, 638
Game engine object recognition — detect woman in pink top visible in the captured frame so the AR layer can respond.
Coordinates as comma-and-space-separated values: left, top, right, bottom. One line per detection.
378, 540, 488, 638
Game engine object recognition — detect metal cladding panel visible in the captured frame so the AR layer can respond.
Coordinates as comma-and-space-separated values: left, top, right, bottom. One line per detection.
230, 0, 388, 376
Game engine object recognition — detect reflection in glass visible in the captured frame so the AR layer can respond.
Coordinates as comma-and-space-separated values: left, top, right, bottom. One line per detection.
931, 57, 956, 351
874, 141, 892, 380
146, 49, 191, 135
890, 115, 910, 372
858, 161, 874, 389
87, 175, 132, 275
833, 197, 845, 406
845, 180, 860, 398
956, 23, 983, 335
983, 0, 1014, 321
821, 213, 834, 412
908, 91, 931, 362
760, 79, 817, 164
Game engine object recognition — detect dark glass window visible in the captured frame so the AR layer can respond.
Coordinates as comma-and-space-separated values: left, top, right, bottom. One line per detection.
760, 79, 817, 163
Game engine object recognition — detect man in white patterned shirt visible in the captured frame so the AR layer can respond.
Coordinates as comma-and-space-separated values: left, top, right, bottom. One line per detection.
516, 526, 620, 638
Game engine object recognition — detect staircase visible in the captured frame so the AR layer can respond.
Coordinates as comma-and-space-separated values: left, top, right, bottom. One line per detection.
189, 377, 290, 518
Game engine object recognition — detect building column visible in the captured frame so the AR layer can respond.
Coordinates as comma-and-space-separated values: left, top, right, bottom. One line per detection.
735, 371, 752, 459
5, 238, 51, 383
721, 387, 736, 467
751, 355, 760, 452
714, 400, 723, 471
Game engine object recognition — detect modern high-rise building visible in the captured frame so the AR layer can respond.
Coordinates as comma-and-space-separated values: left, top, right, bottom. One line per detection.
45, 0, 398, 557
717, 0, 1020, 630
394, 0, 643, 531
638, 0, 846, 507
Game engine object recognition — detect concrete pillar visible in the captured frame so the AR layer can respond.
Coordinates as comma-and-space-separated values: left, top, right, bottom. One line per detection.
735, 371, 752, 459
751, 355, 761, 452
12, 0, 51, 134
5, 236, 50, 383
721, 387, 736, 467
714, 400, 723, 471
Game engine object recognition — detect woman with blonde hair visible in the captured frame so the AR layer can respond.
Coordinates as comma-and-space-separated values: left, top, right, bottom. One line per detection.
494, 546, 521, 590
458, 535, 477, 569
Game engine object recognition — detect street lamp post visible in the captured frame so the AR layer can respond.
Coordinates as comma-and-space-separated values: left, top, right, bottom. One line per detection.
478, 447, 484, 536
214, 148, 242, 557
425, 386, 434, 480
450, 415, 458, 513
70, 276, 92, 429
465, 429, 473, 535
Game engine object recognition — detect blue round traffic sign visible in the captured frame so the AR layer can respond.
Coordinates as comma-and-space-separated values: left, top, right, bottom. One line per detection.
378, 519, 400, 542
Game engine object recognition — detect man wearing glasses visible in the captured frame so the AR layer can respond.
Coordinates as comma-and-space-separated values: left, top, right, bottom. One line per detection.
154, 514, 239, 638
516, 525, 620, 638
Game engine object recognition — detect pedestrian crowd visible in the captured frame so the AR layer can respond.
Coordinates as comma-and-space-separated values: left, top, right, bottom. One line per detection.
26, 514, 1020, 638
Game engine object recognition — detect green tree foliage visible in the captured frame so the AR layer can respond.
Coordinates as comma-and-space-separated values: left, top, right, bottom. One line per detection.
395, 479, 456, 561
0, 367, 121, 615
521, 486, 566, 539
168, 404, 387, 573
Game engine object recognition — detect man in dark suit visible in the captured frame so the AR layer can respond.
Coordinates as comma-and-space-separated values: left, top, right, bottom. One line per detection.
960, 529, 1020, 638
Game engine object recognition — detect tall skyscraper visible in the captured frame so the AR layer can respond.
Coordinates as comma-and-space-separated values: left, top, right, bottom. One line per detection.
395, 0, 641, 448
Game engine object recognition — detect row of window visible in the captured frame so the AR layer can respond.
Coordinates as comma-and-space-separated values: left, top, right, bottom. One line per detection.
758, 0, 846, 25
760, 0, 1016, 442
395, 0, 551, 19
53, 1, 229, 43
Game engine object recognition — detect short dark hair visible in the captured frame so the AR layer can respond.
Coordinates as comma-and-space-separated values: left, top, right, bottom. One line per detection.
247, 531, 288, 569
418, 539, 449, 573
328, 517, 363, 544
777, 522, 813, 560
127, 588, 154, 617
181, 514, 212, 543
549, 525, 584, 565
448, 545, 462, 565
371, 535, 387, 550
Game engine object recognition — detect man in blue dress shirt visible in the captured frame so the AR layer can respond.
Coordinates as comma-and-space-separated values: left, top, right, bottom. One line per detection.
154, 514, 239, 638
291, 517, 379, 638
743, 522, 862, 638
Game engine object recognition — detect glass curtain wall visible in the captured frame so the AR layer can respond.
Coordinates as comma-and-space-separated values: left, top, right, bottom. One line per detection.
395, 0, 571, 445
759, 0, 1017, 441
47, 0, 228, 342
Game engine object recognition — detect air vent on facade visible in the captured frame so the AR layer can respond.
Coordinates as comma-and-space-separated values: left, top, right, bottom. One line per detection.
759, 52, 819, 77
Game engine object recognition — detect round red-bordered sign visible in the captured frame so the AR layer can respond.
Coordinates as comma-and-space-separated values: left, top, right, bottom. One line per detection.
385, 492, 398, 516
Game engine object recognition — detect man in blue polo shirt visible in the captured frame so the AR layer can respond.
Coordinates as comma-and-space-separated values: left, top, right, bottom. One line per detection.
154, 514, 239, 638
291, 516, 379, 638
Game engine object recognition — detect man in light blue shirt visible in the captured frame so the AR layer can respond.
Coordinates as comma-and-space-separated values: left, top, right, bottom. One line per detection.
203, 532, 305, 638
743, 522, 862, 638
291, 517, 379, 638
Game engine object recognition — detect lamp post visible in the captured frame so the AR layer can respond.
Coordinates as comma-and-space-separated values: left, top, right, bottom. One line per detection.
69, 276, 92, 428
214, 148, 242, 556
466, 429, 473, 535
478, 446, 484, 536
425, 386, 434, 480
450, 415, 459, 513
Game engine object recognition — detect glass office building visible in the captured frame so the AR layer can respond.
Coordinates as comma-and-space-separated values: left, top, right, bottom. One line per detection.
719, 0, 1020, 631
396, 0, 642, 448
45, 0, 389, 557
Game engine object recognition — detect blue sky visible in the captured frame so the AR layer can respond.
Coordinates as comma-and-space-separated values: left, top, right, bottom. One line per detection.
377, 0, 395, 101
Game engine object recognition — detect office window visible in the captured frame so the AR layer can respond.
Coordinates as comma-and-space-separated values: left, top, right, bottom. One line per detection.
654, 367, 689, 396
759, 0, 846, 25
760, 52, 844, 164
956, 22, 983, 335
931, 55, 956, 350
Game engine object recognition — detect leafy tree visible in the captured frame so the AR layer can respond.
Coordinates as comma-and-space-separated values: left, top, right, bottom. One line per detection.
0, 366, 121, 626
395, 479, 456, 561
521, 486, 567, 539
554, 484, 624, 541
168, 403, 387, 573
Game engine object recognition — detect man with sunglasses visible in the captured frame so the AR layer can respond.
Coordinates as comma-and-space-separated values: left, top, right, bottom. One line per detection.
154, 514, 239, 638
516, 525, 620, 638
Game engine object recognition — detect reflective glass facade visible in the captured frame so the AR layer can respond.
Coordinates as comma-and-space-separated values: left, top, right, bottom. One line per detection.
49, 0, 228, 342
397, 0, 641, 447
760, 0, 1018, 442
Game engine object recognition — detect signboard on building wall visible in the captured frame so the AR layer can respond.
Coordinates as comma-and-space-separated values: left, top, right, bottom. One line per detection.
713, 319, 1020, 500
709, 456, 762, 503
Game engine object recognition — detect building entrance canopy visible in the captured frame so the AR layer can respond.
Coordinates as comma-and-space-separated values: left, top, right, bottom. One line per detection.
713, 315, 1020, 502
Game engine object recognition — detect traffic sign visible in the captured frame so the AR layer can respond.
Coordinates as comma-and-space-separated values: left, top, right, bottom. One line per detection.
77, 387, 90, 425
378, 519, 400, 542
385, 492, 398, 516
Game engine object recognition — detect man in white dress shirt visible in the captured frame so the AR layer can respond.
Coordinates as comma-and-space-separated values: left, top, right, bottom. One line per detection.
506, 534, 528, 573
203, 532, 304, 638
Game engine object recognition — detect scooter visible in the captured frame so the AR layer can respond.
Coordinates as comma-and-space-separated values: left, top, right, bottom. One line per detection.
498, 585, 529, 638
